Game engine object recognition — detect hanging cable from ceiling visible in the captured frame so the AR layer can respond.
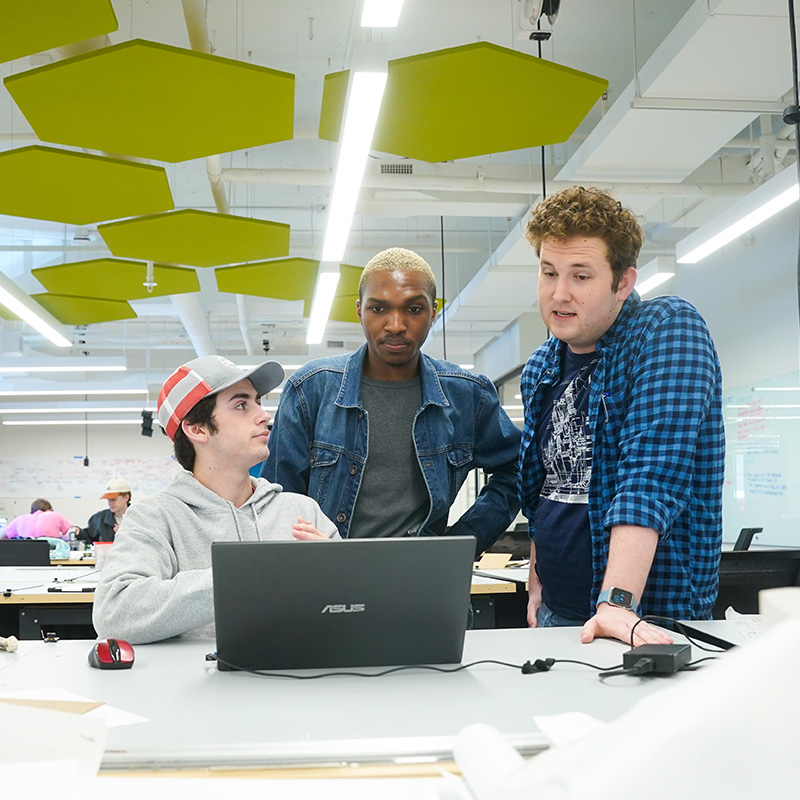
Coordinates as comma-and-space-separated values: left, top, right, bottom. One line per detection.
531, 17, 551, 199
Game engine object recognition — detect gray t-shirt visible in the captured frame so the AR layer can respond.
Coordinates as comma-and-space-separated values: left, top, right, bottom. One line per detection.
349, 375, 429, 539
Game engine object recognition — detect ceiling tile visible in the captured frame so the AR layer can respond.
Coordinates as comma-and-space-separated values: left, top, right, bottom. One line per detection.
0, 146, 174, 225
31, 294, 136, 325
33, 258, 199, 301
319, 42, 607, 162
5, 39, 295, 162
0, 0, 117, 64
98, 210, 291, 267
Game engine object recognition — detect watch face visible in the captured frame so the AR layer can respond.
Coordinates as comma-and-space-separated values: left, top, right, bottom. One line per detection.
610, 588, 634, 608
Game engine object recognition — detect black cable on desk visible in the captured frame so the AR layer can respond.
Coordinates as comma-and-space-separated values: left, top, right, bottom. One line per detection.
630, 615, 727, 653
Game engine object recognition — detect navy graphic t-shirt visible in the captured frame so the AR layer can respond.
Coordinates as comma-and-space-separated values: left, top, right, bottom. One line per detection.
533, 347, 600, 619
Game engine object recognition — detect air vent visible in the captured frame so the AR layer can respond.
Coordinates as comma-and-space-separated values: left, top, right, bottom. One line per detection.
380, 163, 413, 175
326, 340, 345, 349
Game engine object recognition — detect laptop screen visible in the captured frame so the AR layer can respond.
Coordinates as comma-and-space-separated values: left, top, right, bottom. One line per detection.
212, 536, 476, 671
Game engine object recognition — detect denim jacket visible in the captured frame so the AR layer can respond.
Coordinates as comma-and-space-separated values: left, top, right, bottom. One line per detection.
262, 345, 521, 551
519, 292, 725, 620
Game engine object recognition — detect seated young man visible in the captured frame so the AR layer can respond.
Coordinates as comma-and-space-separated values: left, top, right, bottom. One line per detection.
93, 356, 338, 644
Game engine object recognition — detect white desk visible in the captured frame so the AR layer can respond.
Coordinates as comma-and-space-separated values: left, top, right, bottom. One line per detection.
0, 626, 721, 772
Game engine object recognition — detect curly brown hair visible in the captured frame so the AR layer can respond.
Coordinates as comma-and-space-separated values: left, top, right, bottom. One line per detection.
525, 186, 643, 291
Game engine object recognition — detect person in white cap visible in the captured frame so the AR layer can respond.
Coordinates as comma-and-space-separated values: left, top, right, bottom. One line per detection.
77, 478, 132, 544
93, 356, 338, 644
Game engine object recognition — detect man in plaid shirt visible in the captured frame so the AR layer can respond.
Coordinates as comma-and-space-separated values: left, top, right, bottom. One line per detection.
519, 187, 724, 645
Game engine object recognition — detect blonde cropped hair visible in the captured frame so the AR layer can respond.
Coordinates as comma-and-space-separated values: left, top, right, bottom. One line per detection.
358, 247, 437, 303
526, 186, 643, 291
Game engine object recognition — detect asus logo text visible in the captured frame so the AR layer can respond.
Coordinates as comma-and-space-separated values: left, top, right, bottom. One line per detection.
321, 603, 365, 614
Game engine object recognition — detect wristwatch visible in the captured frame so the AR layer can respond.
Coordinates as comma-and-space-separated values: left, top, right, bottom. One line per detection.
596, 587, 639, 615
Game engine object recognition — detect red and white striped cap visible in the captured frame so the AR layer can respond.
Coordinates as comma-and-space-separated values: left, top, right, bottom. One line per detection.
157, 356, 284, 441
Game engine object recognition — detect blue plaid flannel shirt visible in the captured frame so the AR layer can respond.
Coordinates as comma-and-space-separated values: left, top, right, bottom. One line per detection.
519, 292, 724, 620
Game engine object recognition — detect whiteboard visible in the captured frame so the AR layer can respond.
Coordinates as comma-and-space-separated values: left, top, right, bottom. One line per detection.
722, 370, 800, 547
0, 456, 178, 499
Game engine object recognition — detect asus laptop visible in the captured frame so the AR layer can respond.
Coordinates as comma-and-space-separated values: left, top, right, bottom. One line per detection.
212, 536, 475, 671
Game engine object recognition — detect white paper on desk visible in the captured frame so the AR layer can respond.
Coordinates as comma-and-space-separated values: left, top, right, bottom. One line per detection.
724, 606, 761, 639
0, 687, 148, 727
457, 618, 800, 800
1, 702, 106, 800
532, 711, 606, 747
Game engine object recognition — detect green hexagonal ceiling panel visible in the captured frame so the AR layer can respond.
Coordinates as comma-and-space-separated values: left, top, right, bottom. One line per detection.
31, 294, 136, 325
0, 146, 174, 225
0, 0, 117, 65
215, 258, 320, 309
99, 210, 291, 268
5, 39, 295, 162
32, 258, 199, 301
319, 42, 608, 162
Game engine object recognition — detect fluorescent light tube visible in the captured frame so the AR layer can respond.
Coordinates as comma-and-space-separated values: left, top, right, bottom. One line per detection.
0, 389, 147, 397
306, 271, 341, 344
0, 365, 126, 373
321, 70, 388, 262
0, 407, 156, 414
2, 419, 157, 426
636, 272, 673, 296
361, 0, 404, 27
636, 256, 675, 297
676, 165, 799, 264
0, 273, 71, 347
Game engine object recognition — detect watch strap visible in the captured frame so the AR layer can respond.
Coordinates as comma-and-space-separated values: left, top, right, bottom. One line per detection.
597, 587, 640, 615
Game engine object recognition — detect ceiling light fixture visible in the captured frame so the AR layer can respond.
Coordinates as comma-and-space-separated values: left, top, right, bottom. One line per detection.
0, 388, 147, 397
2, 419, 157, 426
321, 66, 388, 261
361, 0, 404, 27
0, 357, 127, 374
0, 270, 71, 347
306, 267, 341, 345
310, 45, 387, 345
676, 165, 798, 264
0, 406, 156, 414
636, 257, 675, 296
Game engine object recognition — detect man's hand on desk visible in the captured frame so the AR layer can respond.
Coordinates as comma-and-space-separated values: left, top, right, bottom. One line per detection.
291, 517, 331, 541
581, 604, 674, 646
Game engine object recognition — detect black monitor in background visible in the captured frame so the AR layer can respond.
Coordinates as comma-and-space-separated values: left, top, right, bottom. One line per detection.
0, 539, 50, 566
732, 527, 763, 551
712, 549, 800, 618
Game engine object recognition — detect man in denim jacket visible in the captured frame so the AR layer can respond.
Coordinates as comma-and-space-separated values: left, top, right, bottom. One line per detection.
262, 248, 521, 553
519, 187, 724, 646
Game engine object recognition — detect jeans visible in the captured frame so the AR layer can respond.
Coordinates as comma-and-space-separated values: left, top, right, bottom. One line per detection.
536, 601, 586, 628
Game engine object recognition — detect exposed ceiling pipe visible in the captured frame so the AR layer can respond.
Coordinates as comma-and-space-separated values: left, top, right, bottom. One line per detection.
181, 0, 254, 356
169, 293, 217, 357
235, 295, 254, 357
220, 167, 752, 198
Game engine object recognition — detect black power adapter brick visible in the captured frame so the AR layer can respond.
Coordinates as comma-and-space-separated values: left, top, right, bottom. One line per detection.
622, 644, 691, 674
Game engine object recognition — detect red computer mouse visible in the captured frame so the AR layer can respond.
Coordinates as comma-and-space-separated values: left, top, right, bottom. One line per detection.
88, 638, 135, 670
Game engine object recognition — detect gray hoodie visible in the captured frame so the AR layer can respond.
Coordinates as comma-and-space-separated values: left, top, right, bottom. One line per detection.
92, 470, 338, 644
